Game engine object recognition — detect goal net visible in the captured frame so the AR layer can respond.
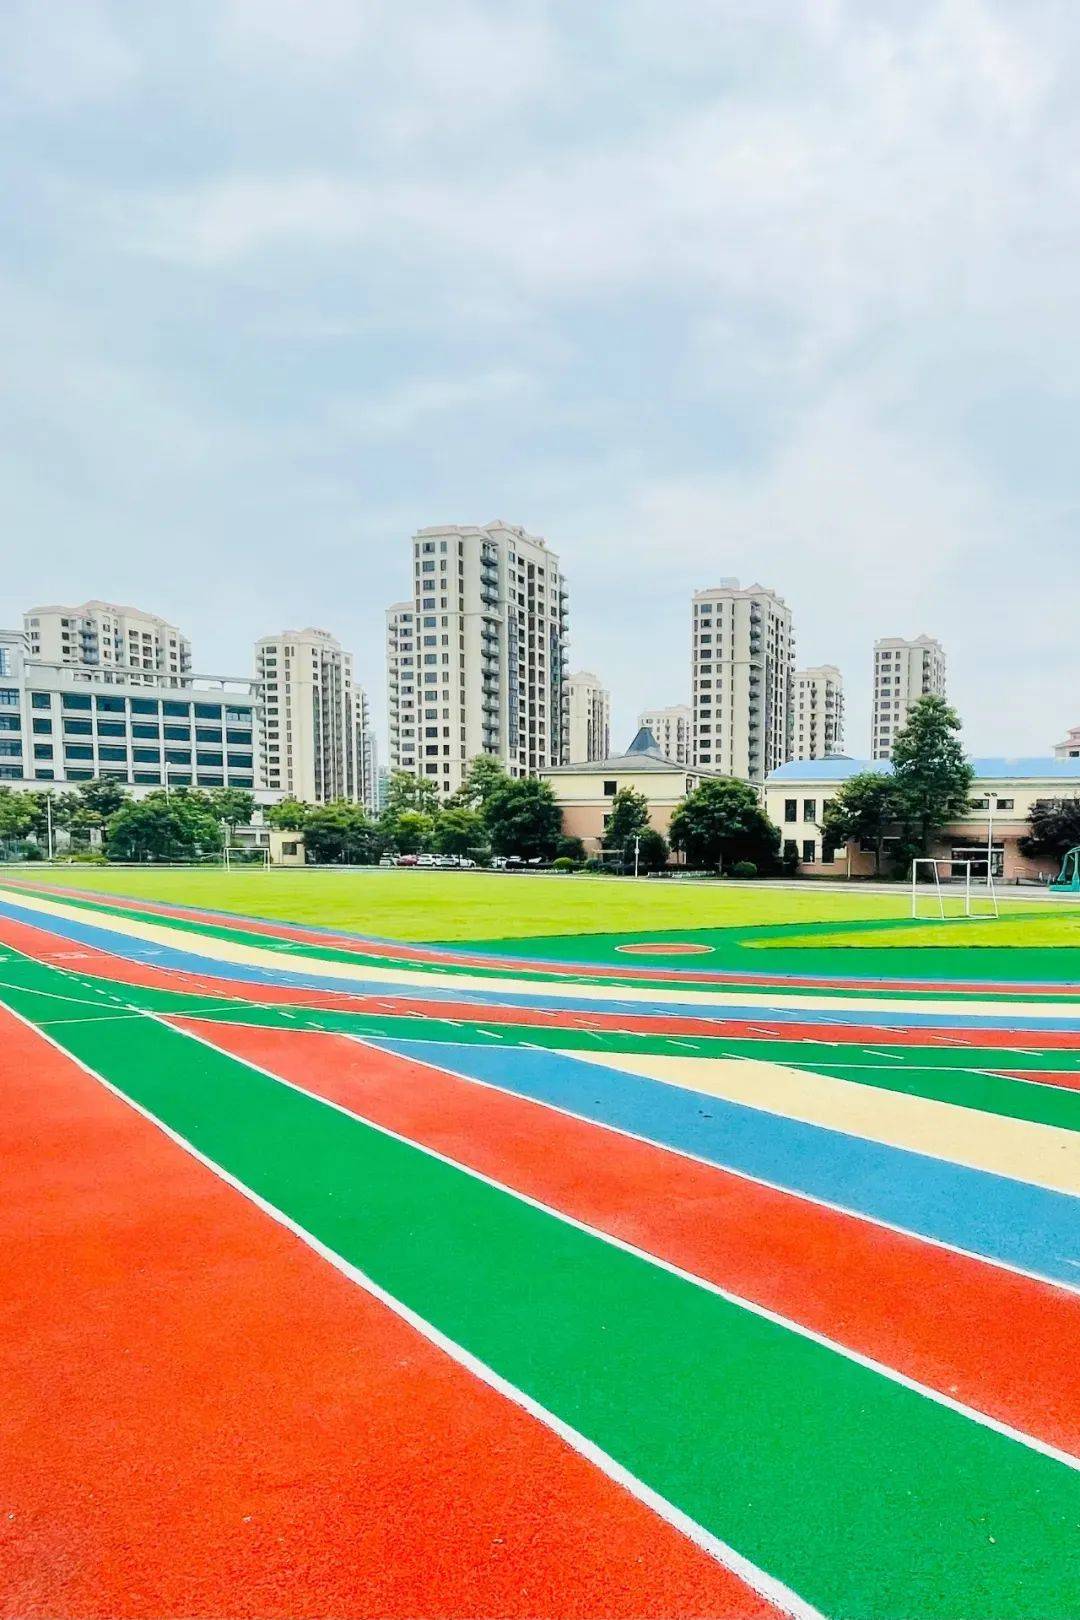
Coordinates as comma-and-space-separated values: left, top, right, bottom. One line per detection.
223, 844, 271, 871
910, 858, 999, 920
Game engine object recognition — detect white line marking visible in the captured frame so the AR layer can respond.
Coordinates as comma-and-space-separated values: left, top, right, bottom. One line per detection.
175, 1016, 1080, 1470
329, 1030, 1080, 1302
0, 995, 821, 1620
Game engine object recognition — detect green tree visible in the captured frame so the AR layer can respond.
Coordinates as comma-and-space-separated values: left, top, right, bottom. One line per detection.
483, 778, 562, 860
603, 786, 650, 851
301, 802, 380, 864
206, 787, 256, 829
0, 788, 37, 842
433, 806, 485, 856
386, 771, 440, 816
625, 826, 668, 872
819, 771, 902, 877
555, 834, 587, 863
394, 810, 434, 854
456, 754, 509, 809
668, 778, 779, 871
105, 790, 220, 862
266, 797, 310, 831
890, 695, 974, 855
1019, 797, 1080, 862
75, 776, 129, 823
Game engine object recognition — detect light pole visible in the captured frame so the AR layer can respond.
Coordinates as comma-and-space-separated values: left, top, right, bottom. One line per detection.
633, 832, 641, 879
46, 793, 54, 860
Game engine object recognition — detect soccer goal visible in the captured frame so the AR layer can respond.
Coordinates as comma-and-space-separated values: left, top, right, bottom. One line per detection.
223, 845, 271, 871
910, 858, 999, 920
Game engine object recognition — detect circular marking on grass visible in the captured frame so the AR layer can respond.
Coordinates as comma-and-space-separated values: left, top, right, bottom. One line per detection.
615, 942, 715, 956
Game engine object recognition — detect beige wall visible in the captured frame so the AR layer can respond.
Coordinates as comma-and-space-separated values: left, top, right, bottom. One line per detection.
764, 774, 1068, 881
541, 764, 705, 849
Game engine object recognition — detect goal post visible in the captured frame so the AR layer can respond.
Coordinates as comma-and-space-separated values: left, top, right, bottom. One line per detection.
223, 844, 271, 871
910, 858, 1000, 920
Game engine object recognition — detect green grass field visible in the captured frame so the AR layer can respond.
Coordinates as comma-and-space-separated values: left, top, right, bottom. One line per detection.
0, 866, 924, 942
4, 864, 1073, 948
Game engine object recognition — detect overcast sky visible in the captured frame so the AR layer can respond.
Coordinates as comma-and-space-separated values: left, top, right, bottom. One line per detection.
2, 0, 1078, 758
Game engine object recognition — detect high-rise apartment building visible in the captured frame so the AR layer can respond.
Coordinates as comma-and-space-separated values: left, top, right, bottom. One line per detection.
386, 521, 569, 797
691, 580, 794, 782
254, 628, 365, 803
638, 704, 692, 765
791, 666, 844, 760
23, 600, 192, 688
565, 671, 610, 762
871, 635, 946, 759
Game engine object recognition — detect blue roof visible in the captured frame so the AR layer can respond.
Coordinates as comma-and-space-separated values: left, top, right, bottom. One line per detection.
766, 756, 1080, 783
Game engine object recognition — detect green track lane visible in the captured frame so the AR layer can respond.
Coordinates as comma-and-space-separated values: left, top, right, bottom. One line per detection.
2, 949, 1078, 1620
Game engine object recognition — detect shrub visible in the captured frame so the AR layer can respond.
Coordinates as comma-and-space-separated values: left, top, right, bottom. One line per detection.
730, 860, 758, 879
552, 856, 578, 873
583, 857, 607, 873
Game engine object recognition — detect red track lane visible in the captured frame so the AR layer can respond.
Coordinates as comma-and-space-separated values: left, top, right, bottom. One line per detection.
4, 911, 1080, 1055
182, 1019, 1080, 1460
0, 1006, 777, 1620
999, 1070, 1080, 1092
14, 878, 1080, 996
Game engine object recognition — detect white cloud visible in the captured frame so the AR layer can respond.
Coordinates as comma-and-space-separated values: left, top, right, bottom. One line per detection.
0, 0, 138, 108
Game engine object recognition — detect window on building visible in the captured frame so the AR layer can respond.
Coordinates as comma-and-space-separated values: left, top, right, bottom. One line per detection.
784, 799, 797, 822
802, 839, 817, 864
30, 692, 50, 710
802, 799, 816, 822
603, 780, 617, 796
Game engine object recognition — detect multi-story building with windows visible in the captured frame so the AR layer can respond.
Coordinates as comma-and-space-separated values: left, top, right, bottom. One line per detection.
1053, 725, 1080, 759
638, 704, 692, 765
0, 627, 258, 793
386, 521, 570, 797
791, 665, 844, 761
22, 600, 192, 688
254, 629, 366, 804
691, 580, 794, 782
871, 635, 946, 759
565, 671, 610, 763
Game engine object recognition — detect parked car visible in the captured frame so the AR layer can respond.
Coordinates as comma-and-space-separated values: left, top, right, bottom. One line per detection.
459, 858, 476, 869
416, 853, 436, 868
379, 854, 396, 868
396, 854, 418, 868
434, 855, 459, 869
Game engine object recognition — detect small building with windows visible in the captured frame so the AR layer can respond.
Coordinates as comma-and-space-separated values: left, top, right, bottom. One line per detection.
764, 756, 1080, 881
539, 726, 726, 853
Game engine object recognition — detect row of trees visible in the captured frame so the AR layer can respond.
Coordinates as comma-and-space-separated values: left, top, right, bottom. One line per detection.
265, 763, 780, 873
266, 760, 571, 866
0, 778, 256, 862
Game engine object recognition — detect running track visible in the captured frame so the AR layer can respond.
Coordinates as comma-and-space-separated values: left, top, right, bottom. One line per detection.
0, 878, 1078, 1620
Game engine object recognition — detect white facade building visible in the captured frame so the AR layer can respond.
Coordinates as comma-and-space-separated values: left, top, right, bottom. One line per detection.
0, 628, 259, 794
386, 521, 569, 797
254, 628, 365, 803
691, 580, 794, 782
871, 635, 946, 759
565, 671, 610, 763
1053, 725, 1080, 759
791, 665, 844, 760
23, 600, 192, 688
638, 704, 692, 765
